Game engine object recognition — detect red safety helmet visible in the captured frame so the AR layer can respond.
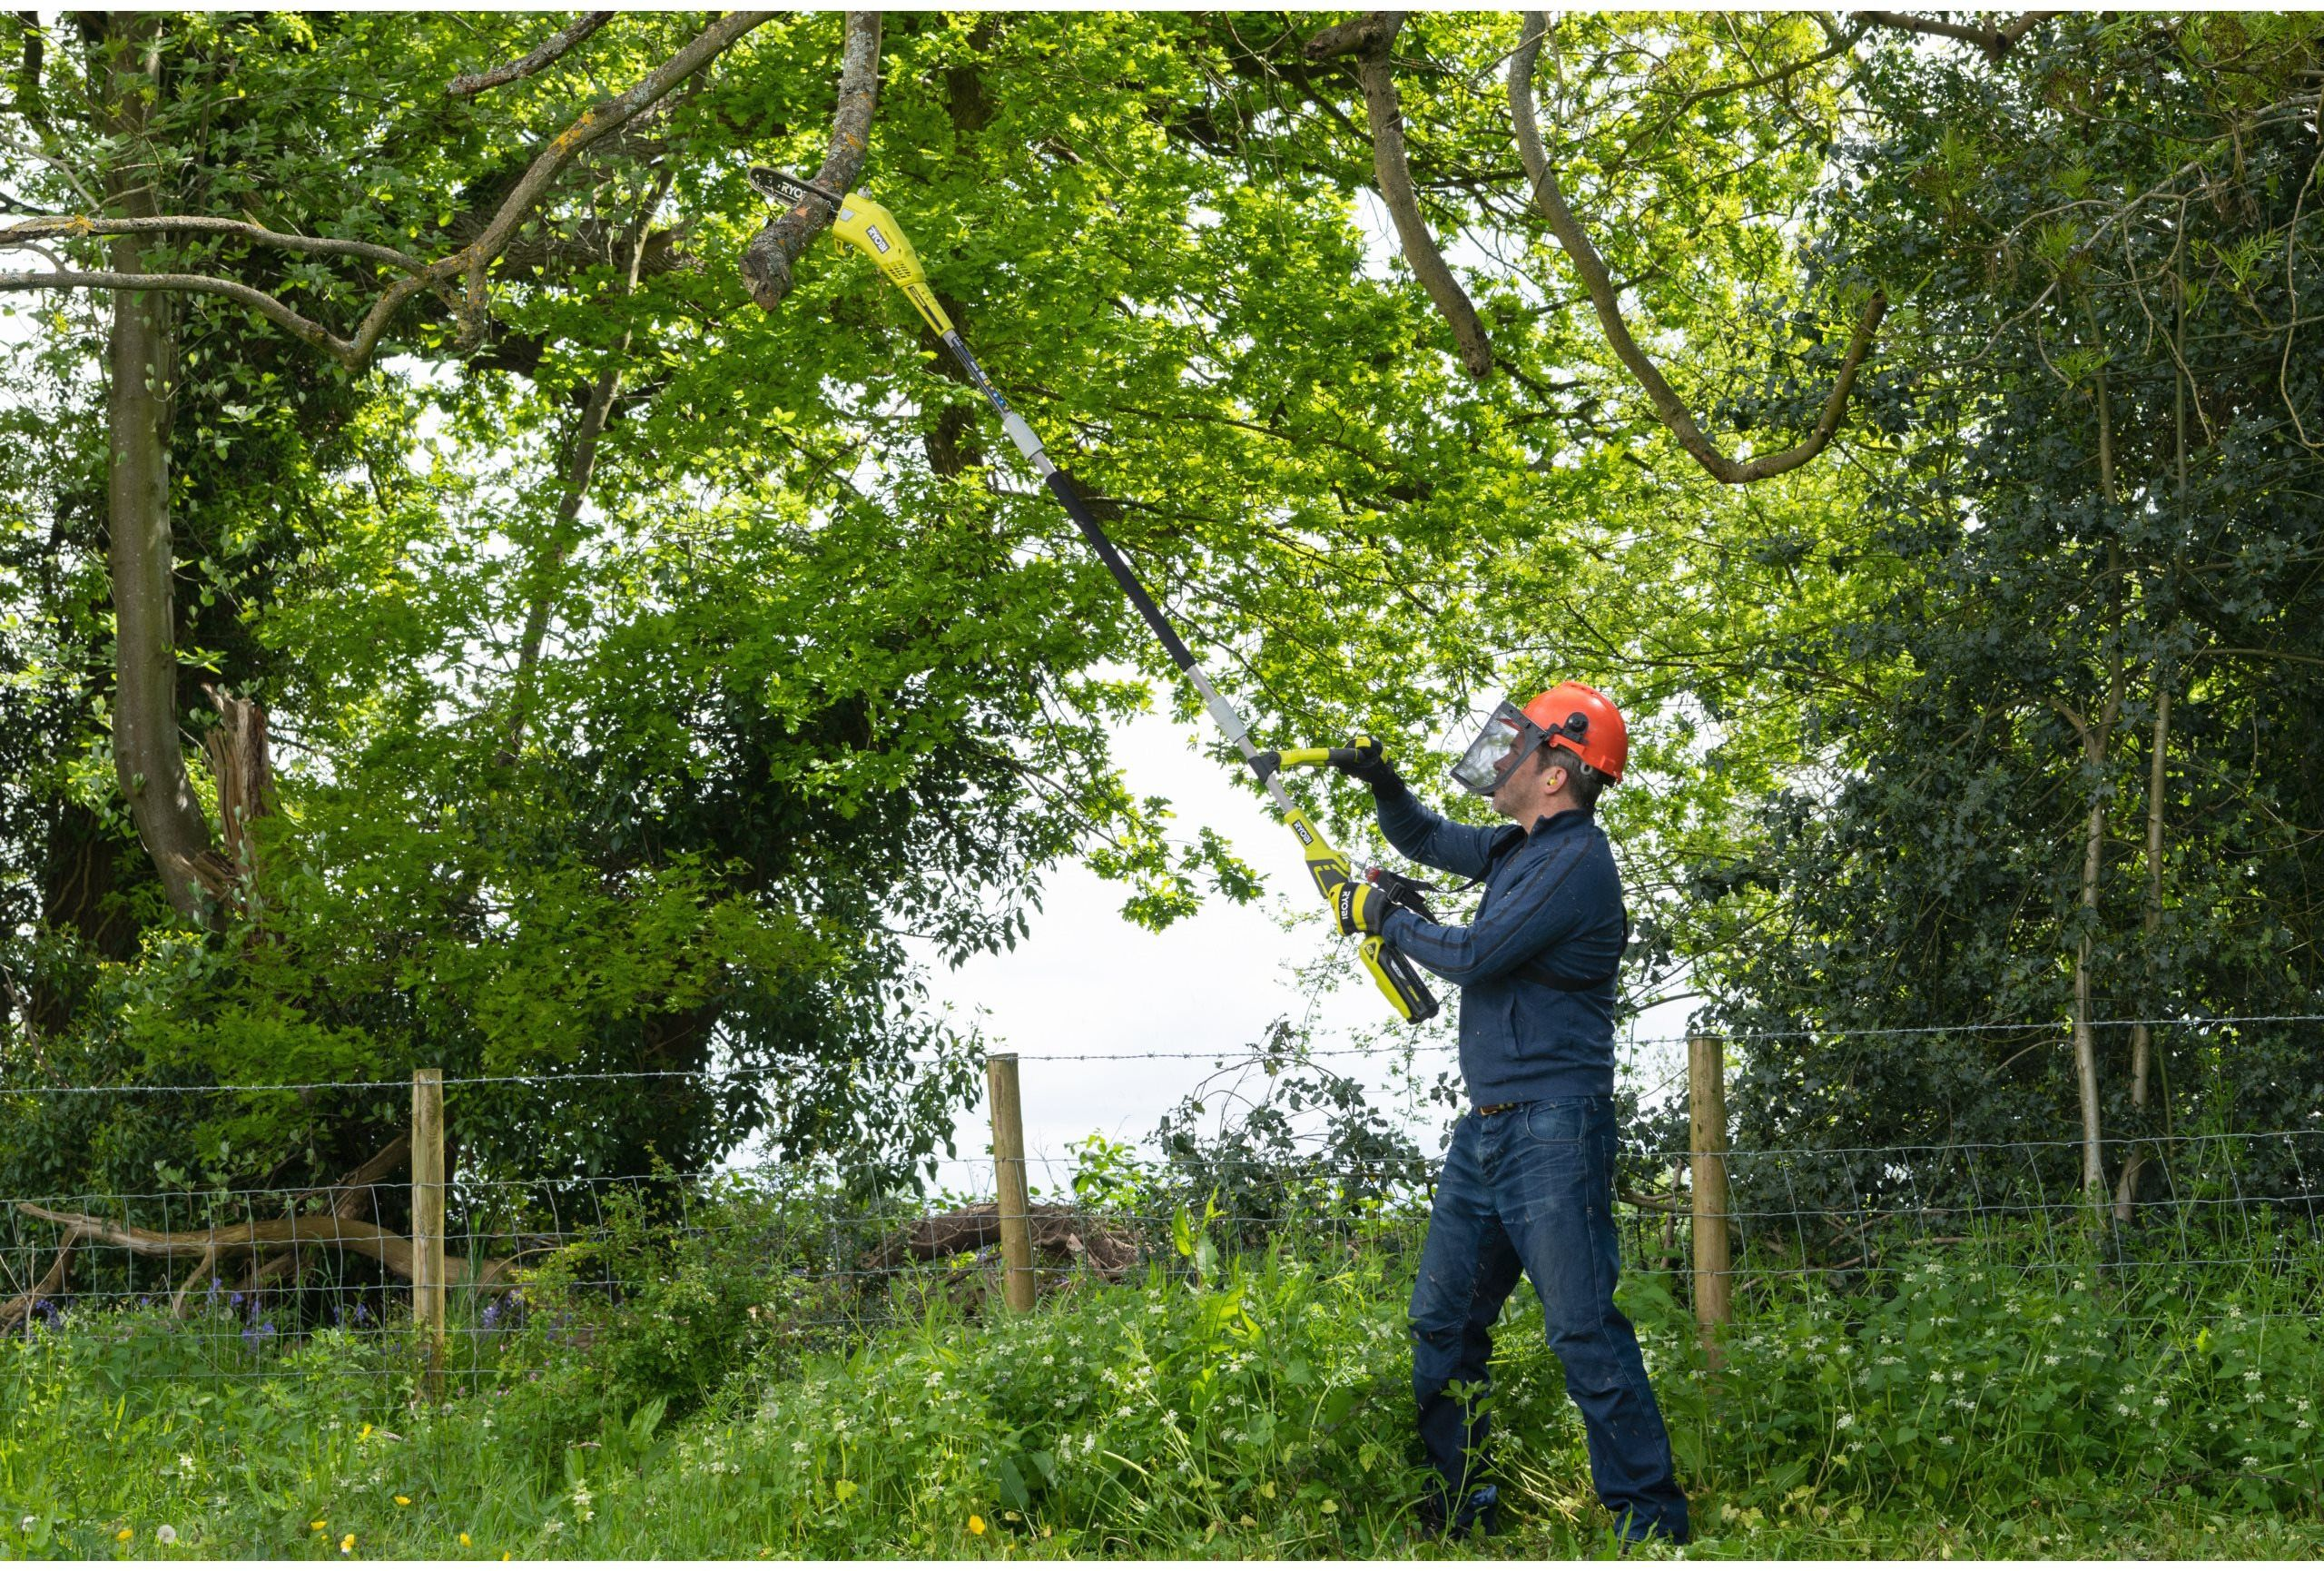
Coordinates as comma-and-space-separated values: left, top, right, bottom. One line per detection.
1523, 681, 1627, 782
1451, 681, 1629, 795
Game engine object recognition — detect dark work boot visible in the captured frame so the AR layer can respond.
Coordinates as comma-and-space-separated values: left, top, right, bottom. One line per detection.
1418, 1484, 1501, 1541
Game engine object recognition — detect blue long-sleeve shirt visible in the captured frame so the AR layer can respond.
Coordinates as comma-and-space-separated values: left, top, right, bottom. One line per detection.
1374, 782, 1626, 1106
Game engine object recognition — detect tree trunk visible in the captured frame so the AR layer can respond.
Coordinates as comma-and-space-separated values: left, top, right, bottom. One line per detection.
2115, 274, 2191, 1224
2068, 368, 2123, 1212
92, 15, 218, 919
2113, 672, 2170, 1221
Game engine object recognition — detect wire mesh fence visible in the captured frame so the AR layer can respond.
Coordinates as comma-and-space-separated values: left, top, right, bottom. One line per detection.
6, 1020, 2324, 1388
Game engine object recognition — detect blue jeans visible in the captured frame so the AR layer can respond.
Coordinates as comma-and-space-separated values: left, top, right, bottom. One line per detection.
1409, 1097, 1690, 1542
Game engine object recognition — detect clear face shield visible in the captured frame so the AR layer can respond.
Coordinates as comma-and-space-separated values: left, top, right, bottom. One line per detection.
1450, 699, 1549, 796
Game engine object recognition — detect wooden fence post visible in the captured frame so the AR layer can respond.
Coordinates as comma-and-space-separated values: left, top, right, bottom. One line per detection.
1689, 1035, 1732, 1366
411, 1067, 446, 1401
986, 1053, 1036, 1313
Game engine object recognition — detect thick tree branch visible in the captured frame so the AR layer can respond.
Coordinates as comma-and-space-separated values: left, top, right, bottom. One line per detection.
0, 266, 359, 356
1302, 11, 1402, 63
447, 11, 615, 99
1306, 12, 1493, 381
437, 10, 768, 346
0, 12, 771, 369
742, 12, 881, 311
0, 213, 427, 272
1852, 11, 2058, 61
1510, 12, 1886, 484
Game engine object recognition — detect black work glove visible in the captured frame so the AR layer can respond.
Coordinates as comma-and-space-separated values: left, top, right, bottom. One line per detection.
1323, 870, 1393, 936
1332, 735, 1405, 793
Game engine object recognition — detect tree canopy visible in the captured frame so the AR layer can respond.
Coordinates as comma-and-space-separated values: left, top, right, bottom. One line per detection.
2, 12, 2319, 1216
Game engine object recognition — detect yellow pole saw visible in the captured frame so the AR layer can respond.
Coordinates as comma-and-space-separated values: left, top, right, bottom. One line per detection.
748, 170, 1437, 1025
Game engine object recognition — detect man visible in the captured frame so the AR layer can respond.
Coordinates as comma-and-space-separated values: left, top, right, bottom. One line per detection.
1323, 682, 1690, 1546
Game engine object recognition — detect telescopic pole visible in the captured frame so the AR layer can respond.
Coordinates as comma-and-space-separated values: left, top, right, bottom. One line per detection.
751, 172, 1436, 1024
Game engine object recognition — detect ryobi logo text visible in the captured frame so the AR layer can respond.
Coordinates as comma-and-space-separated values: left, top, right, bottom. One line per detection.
1292, 821, 1315, 845
866, 225, 892, 254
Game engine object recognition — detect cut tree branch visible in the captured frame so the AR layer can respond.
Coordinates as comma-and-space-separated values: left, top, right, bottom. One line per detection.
1510, 12, 1886, 483
0, 11, 772, 368
1306, 11, 1494, 381
742, 12, 881, 311
447, 11, 615, 99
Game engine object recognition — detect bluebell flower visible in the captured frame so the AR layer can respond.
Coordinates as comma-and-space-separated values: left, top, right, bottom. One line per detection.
479, 1301, 500, 1329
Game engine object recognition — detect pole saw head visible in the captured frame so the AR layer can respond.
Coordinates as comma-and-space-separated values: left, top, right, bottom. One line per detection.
747, 167, 954, 336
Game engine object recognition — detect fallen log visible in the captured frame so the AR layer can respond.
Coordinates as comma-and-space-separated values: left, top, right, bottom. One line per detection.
236, 1133, 411, 1297
0, 1222, 85, 1333
9, 1202, 527, 1319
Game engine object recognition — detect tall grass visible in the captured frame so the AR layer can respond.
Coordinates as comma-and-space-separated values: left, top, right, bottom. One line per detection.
7, 1202, 2324, 1558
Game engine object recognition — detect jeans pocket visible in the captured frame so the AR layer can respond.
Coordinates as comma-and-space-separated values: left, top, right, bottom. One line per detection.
1523, 1099, 1590, 1144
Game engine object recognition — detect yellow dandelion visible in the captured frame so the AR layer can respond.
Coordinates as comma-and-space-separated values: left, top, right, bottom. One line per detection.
501, 1554, 512, 1562
116, 1528, 133, 1543
340, 1532, 356, 1553
311, 1520, 328, 1532
968, 1514, 987, 1536
459, 1533, 471, 1546
394, 1497, 410, 1507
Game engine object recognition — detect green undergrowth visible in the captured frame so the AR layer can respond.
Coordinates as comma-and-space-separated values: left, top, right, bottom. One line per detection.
7, 1218, 2324, 1559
